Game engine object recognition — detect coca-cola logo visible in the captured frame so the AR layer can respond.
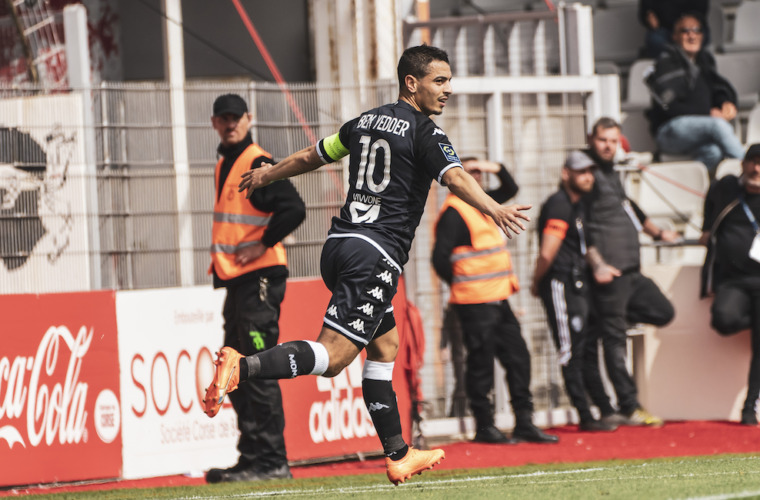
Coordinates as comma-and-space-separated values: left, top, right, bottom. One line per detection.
0, 325, 120, 449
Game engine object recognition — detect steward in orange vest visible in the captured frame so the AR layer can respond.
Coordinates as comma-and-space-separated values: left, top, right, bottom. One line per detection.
431, 159, 558, 445
210, 137, 305, 286
432, 161, 520, 304
207, 91, 305, 483
436, 194, 519, 304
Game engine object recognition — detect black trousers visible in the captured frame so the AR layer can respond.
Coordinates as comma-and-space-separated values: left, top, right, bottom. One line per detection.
585, 271, 674, 415
453, 300, 533, 429
539, 275, 594, 422
223, 275, 288, 470
711, 275, 760, 413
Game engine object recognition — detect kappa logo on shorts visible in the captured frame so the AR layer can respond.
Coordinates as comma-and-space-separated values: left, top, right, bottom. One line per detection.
367, 402, 390, 412
366, 286, 384, 301
438, 143, 460, 163
376, 270, 393, 284
348, 318, 366, 333
327, 305, 338, 318
357, 302, 374, 316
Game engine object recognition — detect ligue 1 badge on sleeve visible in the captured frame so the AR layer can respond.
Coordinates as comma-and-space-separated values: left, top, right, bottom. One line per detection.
438, 143, 460, 163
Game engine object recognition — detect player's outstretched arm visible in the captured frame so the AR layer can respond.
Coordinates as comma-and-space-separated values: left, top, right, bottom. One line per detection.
442, 167, 531, 238
239, 144, 323, 199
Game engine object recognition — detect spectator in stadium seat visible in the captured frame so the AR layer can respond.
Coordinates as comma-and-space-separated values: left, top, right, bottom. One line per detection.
207, 45, 533, 485
701, 143, 760, 426
645, 12, 744, 177
205, 93, 306, 483
432, 158, 559, 445
583, 117, 677, 428
531, 151, 616, 433
639, 0, 709, 58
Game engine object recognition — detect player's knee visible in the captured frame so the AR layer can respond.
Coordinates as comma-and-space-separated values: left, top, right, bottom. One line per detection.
322, 359, 351, 378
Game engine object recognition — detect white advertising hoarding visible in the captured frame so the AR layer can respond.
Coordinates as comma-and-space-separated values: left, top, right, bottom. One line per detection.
116, 286, 239, 479
0, 93, 90, 293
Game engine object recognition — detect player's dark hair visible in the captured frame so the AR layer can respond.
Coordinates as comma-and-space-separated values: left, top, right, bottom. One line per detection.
591, 116, 621, 137
397, 45, 450, 89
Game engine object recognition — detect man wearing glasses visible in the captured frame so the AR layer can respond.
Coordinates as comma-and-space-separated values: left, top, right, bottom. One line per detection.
645, 12, 744, 177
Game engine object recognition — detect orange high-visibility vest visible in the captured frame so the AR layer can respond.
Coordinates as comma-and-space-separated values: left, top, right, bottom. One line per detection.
438, 194, 518, 304
209, 144, 286, 280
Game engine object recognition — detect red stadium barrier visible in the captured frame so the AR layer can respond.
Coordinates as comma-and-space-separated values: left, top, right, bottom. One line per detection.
0, 291, 122, 486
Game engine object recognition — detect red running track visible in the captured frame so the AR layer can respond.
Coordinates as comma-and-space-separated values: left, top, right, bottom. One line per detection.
3, 421, 760, 496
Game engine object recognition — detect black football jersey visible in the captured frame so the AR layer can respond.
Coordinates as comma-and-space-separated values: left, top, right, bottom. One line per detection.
317, 100, 462, 265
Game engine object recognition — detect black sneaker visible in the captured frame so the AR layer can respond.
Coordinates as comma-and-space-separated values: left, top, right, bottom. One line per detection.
512, 423, 560, 443
741, 411, 758, 426
207, 463, 292, 483
473, 425, 516, 444
206, 460, 251, 483
599, 413, 631, 426
579, 418, 618, 432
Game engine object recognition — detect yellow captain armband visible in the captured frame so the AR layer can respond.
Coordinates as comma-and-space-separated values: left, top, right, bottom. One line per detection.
321, 133, 349, 162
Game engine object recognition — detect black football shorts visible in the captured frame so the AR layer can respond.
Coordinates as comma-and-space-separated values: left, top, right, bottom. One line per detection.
320, 234, 401, 348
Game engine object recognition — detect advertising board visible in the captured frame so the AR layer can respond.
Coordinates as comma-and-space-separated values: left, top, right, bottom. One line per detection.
0, 291, 122, 486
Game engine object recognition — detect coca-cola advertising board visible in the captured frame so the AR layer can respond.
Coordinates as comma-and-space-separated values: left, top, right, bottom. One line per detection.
0, 291, 122, 487
115, 286, 239, 479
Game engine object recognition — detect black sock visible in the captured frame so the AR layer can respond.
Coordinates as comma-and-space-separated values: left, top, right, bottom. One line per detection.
362, 378, 406, 457
239, 358, 249, 381
246, 340, 316, 379
386, 445, 409, 461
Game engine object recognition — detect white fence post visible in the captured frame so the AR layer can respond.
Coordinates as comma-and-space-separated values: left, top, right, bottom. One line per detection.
163, 0, 194, 286
561, 2, 621, 132
561, 2, 594, 77
63, 4, 100, 290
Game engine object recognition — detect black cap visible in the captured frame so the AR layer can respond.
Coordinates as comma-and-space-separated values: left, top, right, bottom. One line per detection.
744, 143, 760, 161
213, 94, 248, 117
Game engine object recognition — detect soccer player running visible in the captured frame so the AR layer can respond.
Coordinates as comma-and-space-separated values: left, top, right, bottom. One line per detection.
204, 45, 531, 485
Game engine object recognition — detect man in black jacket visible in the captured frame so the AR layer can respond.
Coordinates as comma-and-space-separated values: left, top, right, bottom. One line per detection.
205, 93, 306, 483
646, 13, 743, 176
701, 143, 760, 425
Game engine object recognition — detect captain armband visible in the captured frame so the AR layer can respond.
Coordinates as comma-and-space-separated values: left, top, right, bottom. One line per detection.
318, 133, 350, 164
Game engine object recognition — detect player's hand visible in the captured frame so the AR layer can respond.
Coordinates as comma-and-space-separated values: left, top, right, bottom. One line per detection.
530, 281, 539, 297
593, 264, 621, 285
238, 162, 273, 199
234, 242, 266, 266
493, 203, 531, 239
